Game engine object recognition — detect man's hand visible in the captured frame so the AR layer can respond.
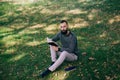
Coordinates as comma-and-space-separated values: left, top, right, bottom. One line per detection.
51, 46, 59, 51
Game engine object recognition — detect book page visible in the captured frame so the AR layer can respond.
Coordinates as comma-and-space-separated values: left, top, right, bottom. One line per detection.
47, 37, 58, 46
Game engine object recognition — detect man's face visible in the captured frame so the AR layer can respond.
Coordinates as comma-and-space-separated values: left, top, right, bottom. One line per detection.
60, 22, 68, 34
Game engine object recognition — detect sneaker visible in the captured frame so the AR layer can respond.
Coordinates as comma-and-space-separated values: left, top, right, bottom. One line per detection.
64, 66, 77, 71
40, 69, 51, 78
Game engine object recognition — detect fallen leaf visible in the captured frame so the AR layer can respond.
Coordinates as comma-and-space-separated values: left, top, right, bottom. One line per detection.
34, 65, 38, 70
77, 74, 80, 76
64, 73, 67, 77
88, 57, 95, 60
82, 52, 87, 56
55, 72, 58, 76
111, 40, 119, 45
105, 75, 110, 80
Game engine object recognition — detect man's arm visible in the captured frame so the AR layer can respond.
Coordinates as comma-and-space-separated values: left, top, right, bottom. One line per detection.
50, 32, 61, 51
52, 32, 60, 42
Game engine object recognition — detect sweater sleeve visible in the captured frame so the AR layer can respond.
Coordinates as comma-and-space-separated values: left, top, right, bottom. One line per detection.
52, 32, 60, 42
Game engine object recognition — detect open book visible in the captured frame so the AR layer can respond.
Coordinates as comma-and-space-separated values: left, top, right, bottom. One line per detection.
47, 37, 58, 47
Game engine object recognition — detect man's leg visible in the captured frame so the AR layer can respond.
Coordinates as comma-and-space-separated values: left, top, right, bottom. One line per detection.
40, 45, 57, 78
65, 53, 78, 61
40, 51, 77, 78
50, 45, 57, 62
48, 51, 78, 71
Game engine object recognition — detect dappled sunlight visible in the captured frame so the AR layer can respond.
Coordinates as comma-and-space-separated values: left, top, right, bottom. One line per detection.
73, 18, 85, 23
99, 31, 107, 38
41, 8, 63, 15
5, 48, 16, 54
77, 36, 85, 40
61, 17, 69, 21
70, 18, 89, 29
25, 38, 46, 47
87, 14, 94, 20
0, 16, 9, 22
97, 20, 102, 24
0, 27, 13, 36
72, 21, 89, 29
16, 6, 24, 11
88, 9, 100, 20
18, 24, 46, 36
44, 24, 56, 30
91, 9, 100, 13
78, 0, 88, 3
7, 11, 17, 17
78, 0, 104, 6
18, 28, 39, 35
108, 15, 120, 24
25, 40, 40, 47
0, 27, 12, 32
46, 30, 57, 34
2, 35, 21, 47
10, 0, 39, 4
10, 25, 27, 30
4, 41, 20, 47
66, 9, 87, 15
73, 22, 89, 28
44, 24, 58, 34
8, 53, 27, 62
17, 5, 44, 15
29, 24, 45, 29
40, 39, 46, 44
48, 70, 69, 80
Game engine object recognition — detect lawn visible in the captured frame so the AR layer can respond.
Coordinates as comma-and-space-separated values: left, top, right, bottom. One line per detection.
0, 0, 120, 80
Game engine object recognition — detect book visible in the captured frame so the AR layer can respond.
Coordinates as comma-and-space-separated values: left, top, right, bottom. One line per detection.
47, 37, 58, 47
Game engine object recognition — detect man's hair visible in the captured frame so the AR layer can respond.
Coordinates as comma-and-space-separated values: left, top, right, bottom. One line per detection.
60, 20, 68, 25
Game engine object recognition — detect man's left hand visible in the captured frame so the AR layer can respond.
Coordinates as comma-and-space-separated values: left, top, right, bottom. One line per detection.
51, 46, 58, 51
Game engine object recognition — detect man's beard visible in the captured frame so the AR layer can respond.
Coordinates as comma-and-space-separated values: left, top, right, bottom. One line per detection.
61, 30, 68, 35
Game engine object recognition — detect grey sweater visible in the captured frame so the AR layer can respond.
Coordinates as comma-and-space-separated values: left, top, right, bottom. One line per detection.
52, 31, 79, 55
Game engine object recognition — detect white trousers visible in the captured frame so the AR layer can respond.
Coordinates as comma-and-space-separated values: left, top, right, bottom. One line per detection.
48, 46, 78, 71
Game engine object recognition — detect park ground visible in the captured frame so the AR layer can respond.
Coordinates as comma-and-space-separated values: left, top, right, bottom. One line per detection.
0, 0, 120, 80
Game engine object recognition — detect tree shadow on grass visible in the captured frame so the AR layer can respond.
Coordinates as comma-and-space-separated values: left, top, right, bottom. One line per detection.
0, 0, 120, 80
0, 26, 53, 80
65, 25, 120, 80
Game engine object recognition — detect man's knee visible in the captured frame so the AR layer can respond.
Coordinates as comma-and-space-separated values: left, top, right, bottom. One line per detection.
61, 51, 69, 56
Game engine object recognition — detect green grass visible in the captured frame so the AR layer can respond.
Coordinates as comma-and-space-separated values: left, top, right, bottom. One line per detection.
0, 0, 120, 80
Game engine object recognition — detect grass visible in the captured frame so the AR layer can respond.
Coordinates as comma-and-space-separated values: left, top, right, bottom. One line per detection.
0, 0, 120, 80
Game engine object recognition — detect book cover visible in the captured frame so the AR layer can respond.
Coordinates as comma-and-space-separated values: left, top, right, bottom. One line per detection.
47, 37, 58, 47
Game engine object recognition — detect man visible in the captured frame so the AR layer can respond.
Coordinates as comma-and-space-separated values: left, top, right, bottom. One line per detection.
40, 20, 79, 78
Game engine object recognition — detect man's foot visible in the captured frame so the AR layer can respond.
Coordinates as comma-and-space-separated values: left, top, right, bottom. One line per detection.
40, 69, 51, 78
